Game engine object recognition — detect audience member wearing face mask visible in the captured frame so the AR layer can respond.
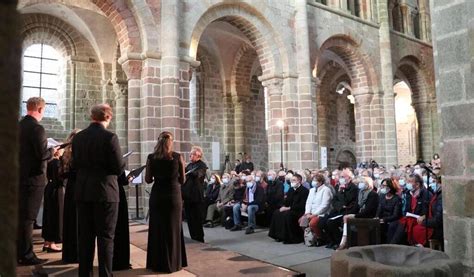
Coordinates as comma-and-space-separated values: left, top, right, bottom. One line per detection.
230, 175, 265, 234
320, 168, 359, 249
335, 176, 379, 250
415, 176, 443, 247
387, 174, 432, 245
204, 173, 235, 228
376, 178, 403, 243
264, 170, 285, 226
268, 174, 309, 244
299, 174, 333, 246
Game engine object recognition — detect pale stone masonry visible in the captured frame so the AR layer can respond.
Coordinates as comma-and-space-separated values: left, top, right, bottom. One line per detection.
430, 0, 474, 274
13, 0, 442, 236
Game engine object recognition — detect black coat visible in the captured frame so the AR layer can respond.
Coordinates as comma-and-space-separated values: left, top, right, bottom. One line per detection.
182, 160, 207, 203
266, 180, 284, 208
424, 190, 443, 229
205, 183, 220, 204
240, 161, 254, 172
403, 188, 432, 216
19, 115, 53, 185
354, 190, 379, 218
283, 185, 309, 216
72, 122, 124, 202
243, 184, 265, 209
376, 194, 402, 223
331, 182, 358, 215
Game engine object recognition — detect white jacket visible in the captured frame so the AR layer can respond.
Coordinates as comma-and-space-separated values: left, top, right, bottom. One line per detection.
304, 185, 333, 216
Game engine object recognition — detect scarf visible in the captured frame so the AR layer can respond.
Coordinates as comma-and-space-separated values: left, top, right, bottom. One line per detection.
358, 189, 371, 210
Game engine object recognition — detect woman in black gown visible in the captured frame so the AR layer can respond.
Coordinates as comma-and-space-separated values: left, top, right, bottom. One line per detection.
61, 129, 80, 263
145, 131, 187, 273
42, 149, 64, 252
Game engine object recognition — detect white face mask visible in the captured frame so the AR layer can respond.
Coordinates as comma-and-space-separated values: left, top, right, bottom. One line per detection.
246, 182, 254, 188
240, 176, 246, 181
311, 180, 317, 187
255, 176, 261, 182
290, 182, 298, 188
339, 178, 347, 186
209, 178, 215, 184
374, 173, 380, 179
222, 178, 229, 184
380, 188, 388, 194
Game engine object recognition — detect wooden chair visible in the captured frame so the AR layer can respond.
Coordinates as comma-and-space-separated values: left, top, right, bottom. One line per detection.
346, 218, 381, 248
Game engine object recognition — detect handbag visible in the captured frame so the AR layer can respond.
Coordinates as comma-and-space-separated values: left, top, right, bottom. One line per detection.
304, 227, 315, 247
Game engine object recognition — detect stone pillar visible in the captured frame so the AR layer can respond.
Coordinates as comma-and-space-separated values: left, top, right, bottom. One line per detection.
113, 80, 128, 154
413, 100, 435, 162
0, 0, 20, 275
430, 0, 474, 274
233, 98, 247, 156
353, 92, 374, 163
400, 3, 410, 34
377, 0, 398, 167
160, 0, 179, 137
262, 78, 284, 170
295, 0, 319, 170
418, 0, 431, 42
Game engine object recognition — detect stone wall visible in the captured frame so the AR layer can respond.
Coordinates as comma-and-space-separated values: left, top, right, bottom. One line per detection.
430, 0, 474, 274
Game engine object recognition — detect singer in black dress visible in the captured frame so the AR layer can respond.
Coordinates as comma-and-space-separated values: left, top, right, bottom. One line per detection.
145, 131, 187, 273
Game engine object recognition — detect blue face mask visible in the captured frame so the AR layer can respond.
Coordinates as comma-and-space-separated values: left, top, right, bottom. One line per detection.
246, 182, 253, 188
399, 179, 406, 187
423, 176, 428, 184
268, 175, 274, 181
379, 188, 388, 194
429, 182, 437, 192
358, 182, 366, 190
311, 180, 317, 187
406, 183, 414, 191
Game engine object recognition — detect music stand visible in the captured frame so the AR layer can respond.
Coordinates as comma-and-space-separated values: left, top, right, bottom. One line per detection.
127, 166, 145, 220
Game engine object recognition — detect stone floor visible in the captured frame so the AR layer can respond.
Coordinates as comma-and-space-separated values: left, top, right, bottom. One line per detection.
16, 220, 333, 276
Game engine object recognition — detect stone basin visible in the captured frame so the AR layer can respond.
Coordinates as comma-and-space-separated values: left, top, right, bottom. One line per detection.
331, 245, 463, 277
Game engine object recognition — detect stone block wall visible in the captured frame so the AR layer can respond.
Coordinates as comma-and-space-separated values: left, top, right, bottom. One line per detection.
430, 0, 474, 274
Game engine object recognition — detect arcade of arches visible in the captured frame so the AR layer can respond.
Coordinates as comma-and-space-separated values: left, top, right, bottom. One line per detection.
2, 0, 474, 275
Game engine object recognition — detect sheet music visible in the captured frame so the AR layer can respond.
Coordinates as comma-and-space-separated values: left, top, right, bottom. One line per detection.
406, 212, 420, 219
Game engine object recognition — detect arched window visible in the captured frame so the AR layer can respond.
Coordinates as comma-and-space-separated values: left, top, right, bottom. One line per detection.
21, 44, 60, 117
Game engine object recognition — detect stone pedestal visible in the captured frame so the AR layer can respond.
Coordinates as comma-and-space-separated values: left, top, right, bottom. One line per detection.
331, 245, 463, 277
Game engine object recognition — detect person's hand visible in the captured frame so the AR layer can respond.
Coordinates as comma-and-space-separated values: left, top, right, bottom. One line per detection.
279, 206, 290, 212
417, 215, 425, 224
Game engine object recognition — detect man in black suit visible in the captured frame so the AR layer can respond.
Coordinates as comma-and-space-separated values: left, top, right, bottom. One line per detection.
18, 97, 56, 265
182, 146, 207, 242
72, 104, 124, 277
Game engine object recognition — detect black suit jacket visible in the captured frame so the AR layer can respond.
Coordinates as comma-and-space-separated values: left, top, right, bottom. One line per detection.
72, 122, 124, 202
284, 185, 309, 216
19, 115, 53, 186
182, 160, 207, 203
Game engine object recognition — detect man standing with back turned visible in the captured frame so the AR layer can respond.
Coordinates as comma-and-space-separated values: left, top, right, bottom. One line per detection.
18, 97, 56, 265
73, 104, 124, 277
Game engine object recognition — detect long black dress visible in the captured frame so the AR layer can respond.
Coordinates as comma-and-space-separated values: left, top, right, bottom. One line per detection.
42, 158, 64, 242
113, 173, 131, 270
62, 166, 78, 263
146, 152, 187, 273
268, 185, 309, 244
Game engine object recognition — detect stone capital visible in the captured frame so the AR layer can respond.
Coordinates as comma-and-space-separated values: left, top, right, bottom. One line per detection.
119, 58, 143, 80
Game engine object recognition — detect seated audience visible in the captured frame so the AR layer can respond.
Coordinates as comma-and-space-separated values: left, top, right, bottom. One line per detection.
204, 173, 234, 227
388, 174, 432, 245
300, 173, 333, 246
265, 170, 284, 225
255, 170, 268, 191
376, 178, 402, 243
320, 169, 358, 249
203, 174, 221, 220
230, 175, 265, 234
414, 175, 443, 246
336, 176, 379, 250
223, 176, 246, 229
268, 174, 309, 244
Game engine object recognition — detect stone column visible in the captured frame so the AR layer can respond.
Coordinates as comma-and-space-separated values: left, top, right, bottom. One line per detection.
113, 80, 128, 154
430, 0, 474, 274
233, 97, 247, 156
0, 0, 20, 275
353, 92, 374, 163
295, 0, 319, 170
262, 78, 284, 170
400, 3, 410, 34
418, 0, 431, 42
377, 0, 398, 167
160, 0, 182, 149
413, 100, 436, 162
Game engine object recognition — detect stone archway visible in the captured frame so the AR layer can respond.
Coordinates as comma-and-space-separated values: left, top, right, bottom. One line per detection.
315, 35, 378, 166
336, 149, 357, 169
395, 55, 439, 162
186, 5, 286, 170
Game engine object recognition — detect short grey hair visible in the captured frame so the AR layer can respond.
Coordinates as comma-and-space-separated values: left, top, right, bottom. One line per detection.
191, 146, 203, 158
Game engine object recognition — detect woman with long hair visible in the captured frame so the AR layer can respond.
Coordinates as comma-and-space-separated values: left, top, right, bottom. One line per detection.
61, 129, 80, 263
145, 131, 187, 273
